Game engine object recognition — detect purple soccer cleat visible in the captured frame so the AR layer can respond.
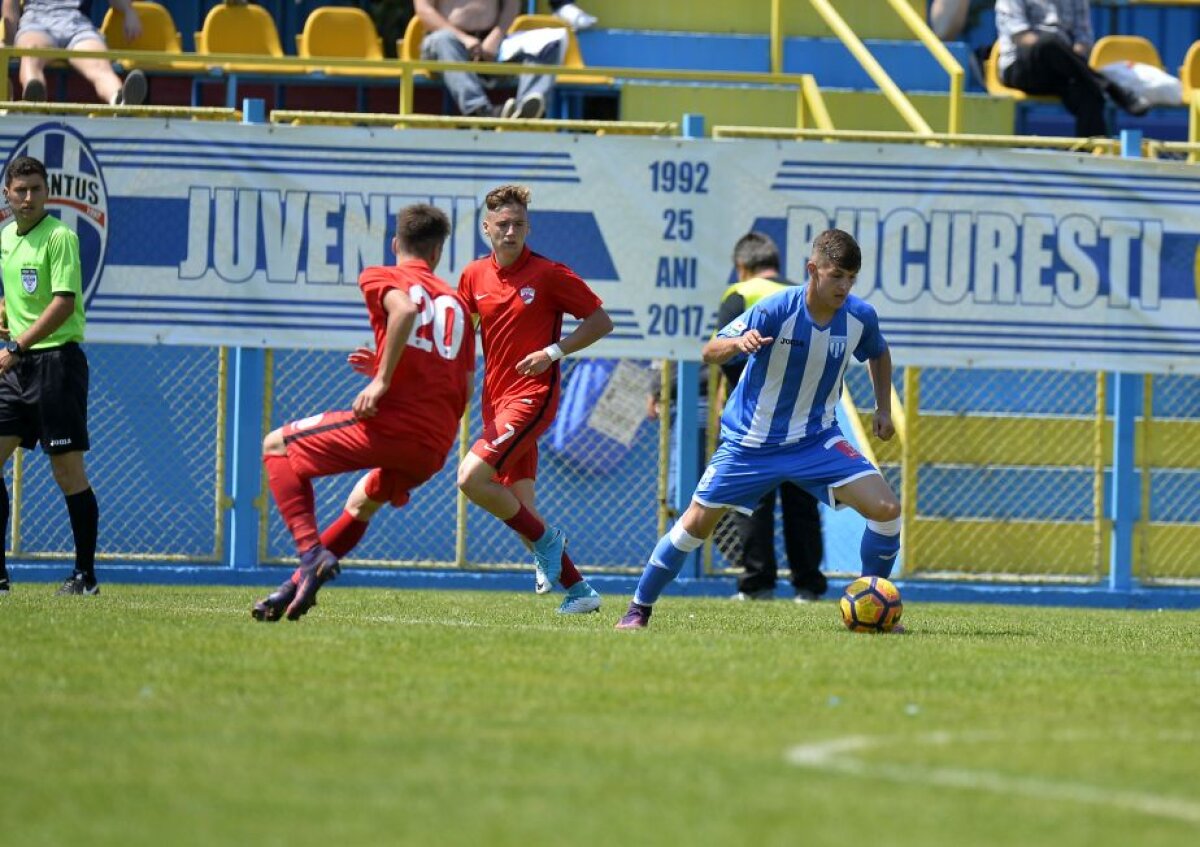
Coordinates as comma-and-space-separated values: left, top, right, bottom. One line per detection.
251, 572, 300, 622
285, 546, 341, 622
614, 601, 653, 630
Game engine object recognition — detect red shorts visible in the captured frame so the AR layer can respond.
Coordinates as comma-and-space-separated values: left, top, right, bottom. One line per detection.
469, 395, 555, 486
282, 410, 447, 507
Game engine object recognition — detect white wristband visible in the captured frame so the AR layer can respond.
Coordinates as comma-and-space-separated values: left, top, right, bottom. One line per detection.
544, 343, 565, 362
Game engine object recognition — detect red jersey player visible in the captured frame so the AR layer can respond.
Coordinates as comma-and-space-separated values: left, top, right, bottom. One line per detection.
455, 184, 614, 614
252, 204, 474, 622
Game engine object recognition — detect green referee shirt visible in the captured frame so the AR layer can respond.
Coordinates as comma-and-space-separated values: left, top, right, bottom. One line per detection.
0, 214, 86, 348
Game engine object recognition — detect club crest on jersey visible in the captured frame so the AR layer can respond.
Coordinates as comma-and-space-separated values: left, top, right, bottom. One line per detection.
519, 286, 536, 305
3, 123, 109, 308
21, 268, 38, 293
829, 336, 847, 358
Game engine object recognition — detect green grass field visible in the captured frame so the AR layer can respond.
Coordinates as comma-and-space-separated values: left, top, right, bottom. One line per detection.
2, 585, 1198, 846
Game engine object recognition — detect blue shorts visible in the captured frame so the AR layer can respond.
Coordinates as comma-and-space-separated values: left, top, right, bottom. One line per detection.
693, 430, 880, 515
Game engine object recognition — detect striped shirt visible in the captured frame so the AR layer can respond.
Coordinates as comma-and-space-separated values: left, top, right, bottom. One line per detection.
996, 0, 1094, 75
715, 286, 886, 448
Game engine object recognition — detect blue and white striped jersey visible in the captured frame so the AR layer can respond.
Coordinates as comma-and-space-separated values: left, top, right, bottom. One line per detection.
716, 286, 886, 448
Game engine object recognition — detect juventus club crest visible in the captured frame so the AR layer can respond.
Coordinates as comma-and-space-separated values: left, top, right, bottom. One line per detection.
2, 123, 109, 307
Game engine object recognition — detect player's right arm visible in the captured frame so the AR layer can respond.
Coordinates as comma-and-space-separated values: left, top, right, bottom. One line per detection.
702, 329, 773, 365
353, 287, 417, 419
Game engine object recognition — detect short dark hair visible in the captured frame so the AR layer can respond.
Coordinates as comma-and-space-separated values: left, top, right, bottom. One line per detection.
811, 228, 861, 272
484, 184, 531, 212
732, 232, 780, 275
395, 203, 450, 259
5, 155, 48, 187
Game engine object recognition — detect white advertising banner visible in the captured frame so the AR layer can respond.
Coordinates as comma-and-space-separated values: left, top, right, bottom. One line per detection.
2, 117, 1198, 373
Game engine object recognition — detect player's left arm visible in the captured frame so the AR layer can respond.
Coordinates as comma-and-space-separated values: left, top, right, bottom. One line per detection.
867, 347, 895, 441
353, 287, 417, 418
515, 306, 614, 377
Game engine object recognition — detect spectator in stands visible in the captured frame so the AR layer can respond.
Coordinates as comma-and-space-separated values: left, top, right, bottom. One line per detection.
930, 0, 971, 40
551, 1, 596, 32
414, 0, 567, 119
995, 0, 1150, 137
1, 0, 147, 105
718, 233, 827, 604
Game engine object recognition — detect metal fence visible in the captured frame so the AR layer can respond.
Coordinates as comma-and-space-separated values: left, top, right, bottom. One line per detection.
5, 344, 1198, 588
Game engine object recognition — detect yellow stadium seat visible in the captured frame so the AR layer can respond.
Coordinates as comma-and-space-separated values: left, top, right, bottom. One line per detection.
1089, 35, 1164, 71
296, 6, 396, 78
101, 1, 200, 71
984, 40, 1055, 103
1181, 40, 1200, 103
507, 14, 612, 86
195, 3, 288, 74
398, 14, 430, 80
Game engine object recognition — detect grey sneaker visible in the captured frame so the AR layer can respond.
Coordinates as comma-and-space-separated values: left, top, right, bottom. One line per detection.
794, 588, 822, 604
22, 78, 46, 102
117, 69, 147, 106
0, 575, 10, 594
514, 92, 545, 119
56, 573, 99, 595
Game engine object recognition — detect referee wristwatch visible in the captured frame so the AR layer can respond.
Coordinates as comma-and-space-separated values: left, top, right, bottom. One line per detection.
5, 341, 22, 357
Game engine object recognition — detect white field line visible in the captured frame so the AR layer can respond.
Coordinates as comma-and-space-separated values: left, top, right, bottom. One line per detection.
785, 732, 1200, 826
102, 598, 599, 633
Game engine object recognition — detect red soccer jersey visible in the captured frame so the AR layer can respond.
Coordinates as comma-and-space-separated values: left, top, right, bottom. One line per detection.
358, 259, 475, 456
458, 247, 603, 410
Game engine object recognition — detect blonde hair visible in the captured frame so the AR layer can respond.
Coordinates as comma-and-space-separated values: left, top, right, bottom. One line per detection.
484, 184, 531, 212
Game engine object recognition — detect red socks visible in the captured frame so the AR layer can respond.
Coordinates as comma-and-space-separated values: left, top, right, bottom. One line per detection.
263, 454, 319, 553
559, 554, 582, 589
503, 504, 546, 543
321, 510, 369, 558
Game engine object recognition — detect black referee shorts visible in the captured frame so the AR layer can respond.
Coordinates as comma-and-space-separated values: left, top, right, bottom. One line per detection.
0, 342, 90, 455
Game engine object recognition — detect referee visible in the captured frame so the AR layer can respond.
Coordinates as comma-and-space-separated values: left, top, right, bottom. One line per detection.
0, 155, 100, 595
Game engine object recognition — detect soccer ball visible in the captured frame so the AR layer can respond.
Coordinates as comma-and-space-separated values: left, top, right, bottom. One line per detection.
839, 576, 903, 633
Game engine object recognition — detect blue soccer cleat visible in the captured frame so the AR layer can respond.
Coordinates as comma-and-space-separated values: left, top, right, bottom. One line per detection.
557, 583, 600, 614
532, 526, 566, 588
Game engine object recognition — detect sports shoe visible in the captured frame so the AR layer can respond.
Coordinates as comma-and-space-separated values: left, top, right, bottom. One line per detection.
0, 576, 10, 594
553, 2, 598, 31
557, 583, 600, 614
116, 69, 147, 106
514, 93, 545, 119
615, 601, 652, 630
532, 526, 565, 588
503, 93, 545, 120
534, 571, 552, 595
22, 78, 46, 102
251, 572, 299, 622
285, 546, 340, 621
731, 588, 775, 601
56, 573, 99, 595
794, 588, 822, 604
